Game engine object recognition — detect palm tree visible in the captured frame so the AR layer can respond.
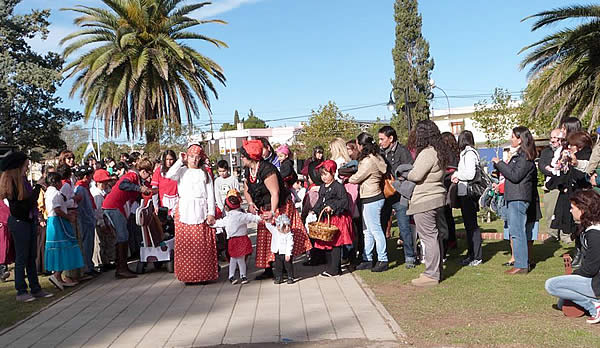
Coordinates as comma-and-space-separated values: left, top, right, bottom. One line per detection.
520, 5, 600, 129
61, 0, 227, 145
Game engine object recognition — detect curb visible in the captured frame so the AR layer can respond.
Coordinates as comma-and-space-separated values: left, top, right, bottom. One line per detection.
0, 271, 106, 337
352, 272, 407, 341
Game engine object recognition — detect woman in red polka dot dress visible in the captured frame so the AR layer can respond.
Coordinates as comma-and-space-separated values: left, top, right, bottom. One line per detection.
166, 143, 218, 283
241, 140, 312, 280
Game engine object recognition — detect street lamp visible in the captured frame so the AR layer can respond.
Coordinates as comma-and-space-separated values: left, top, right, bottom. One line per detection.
387, 87, 416, 132
429, 79, 451, 116
91, 115, 101, 161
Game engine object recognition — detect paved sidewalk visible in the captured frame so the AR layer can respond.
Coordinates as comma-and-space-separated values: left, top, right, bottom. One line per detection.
0, 251, 401, 347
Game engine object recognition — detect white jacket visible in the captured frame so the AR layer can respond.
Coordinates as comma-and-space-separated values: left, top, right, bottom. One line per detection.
211, 210, 261, 238
265, 223, 294, 256
452, 146, 479, 196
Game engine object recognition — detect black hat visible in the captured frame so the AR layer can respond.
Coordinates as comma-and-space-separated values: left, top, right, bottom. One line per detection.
308, 160, 323, 186
74, 165, 93, 178
0, 151, 28, 172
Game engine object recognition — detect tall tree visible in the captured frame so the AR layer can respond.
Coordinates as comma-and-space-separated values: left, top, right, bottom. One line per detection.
0, 0, 81, 160
520, 5, 600, 130
296, 101, 360, 158
391, 0, 434, 137
233, 109, 240, 125
61, 0, 227, 147
219, 109, 239, 131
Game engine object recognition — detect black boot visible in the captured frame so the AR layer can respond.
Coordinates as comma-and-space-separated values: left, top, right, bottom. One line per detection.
115, 243, 137, 279
572, 248, 583, 269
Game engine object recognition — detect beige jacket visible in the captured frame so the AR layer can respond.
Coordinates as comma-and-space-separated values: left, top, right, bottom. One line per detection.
348, 154, 387, 200
406, 146, 446, 215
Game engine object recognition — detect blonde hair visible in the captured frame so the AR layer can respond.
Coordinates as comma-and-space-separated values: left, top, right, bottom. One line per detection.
0, 168, 26, 200
329, 138, 351, 162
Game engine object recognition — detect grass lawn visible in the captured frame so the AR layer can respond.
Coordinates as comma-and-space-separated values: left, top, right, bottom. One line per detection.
358, 213, 600, 348
0, 272, 80, 331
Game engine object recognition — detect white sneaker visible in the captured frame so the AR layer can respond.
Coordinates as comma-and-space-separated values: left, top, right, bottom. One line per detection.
469, 259, 483, 267
49, 274, 64, 291
587, 301, 600, 324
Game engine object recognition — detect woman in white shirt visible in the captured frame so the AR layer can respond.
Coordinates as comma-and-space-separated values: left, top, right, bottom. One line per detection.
44, 172, 84, 290
451, 130, 483, 266
166, 143, 218, 284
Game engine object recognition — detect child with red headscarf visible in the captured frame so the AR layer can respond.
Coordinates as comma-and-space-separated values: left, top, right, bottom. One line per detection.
310, 160, 354, 277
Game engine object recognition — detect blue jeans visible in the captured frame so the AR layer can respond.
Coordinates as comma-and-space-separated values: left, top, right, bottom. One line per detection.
103, 209, 129, 243
8, 217, 42, 295
79, 221, 96, 272
545, 275, 599, 315
362, 199, 387, 262
393, 201, 415, 263
507, 201, 529, 269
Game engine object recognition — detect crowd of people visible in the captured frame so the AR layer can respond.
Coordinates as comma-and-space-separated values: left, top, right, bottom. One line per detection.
0, 118, 599, 325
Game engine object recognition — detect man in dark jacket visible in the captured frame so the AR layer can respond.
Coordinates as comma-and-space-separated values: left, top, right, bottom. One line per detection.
378, 126, 417, 268
538, 129, 563, 242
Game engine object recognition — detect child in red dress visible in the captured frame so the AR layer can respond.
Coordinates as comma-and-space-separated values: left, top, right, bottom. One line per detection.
311, 160, 354, 277
211, 194, 260, 284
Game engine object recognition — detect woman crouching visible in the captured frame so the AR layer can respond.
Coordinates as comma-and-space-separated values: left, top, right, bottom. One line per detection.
545, 189, 600, 324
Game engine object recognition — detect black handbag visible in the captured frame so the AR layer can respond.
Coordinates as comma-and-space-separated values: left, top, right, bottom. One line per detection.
467, 164, 491, 200
465, 149, 491, 200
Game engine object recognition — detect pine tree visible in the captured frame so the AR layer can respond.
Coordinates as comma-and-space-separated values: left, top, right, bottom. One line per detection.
233, 110, 240, 125
391, 0, 434, 137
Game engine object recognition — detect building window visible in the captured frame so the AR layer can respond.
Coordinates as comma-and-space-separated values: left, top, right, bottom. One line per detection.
451, 121, 464, 135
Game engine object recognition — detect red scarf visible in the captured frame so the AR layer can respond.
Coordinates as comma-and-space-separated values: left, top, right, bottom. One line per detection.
75, 179, 96, 210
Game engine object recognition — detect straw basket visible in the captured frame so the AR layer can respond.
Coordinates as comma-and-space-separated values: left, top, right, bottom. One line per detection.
308, 210, 339, 242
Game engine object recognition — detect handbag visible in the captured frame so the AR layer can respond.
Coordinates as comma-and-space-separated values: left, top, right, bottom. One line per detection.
466, 164, 491, 200
464, 149, 491, 200
383, 174, 396, 198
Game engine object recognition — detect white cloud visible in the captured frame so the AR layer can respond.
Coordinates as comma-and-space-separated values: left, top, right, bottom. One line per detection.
192, 0, 262, 19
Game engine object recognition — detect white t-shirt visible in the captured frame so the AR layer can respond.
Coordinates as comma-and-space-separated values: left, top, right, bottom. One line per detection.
214, 175, 240, 210
211, 209, 261, 238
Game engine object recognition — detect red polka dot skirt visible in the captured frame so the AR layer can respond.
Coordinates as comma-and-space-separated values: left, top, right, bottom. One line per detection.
174, 210, 219, 283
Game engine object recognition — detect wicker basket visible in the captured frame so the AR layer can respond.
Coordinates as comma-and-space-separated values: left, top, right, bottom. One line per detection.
308, 210, 340, 242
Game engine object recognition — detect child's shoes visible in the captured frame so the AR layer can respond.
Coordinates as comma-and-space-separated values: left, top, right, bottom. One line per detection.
229, 277, 239, 285
240, 276, 249, 284
287, 277, 295, 284
274, 277, 284, 284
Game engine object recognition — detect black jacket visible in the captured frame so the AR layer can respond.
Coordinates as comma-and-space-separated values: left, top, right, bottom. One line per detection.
312, 181, 349, 217
381, 142, 413, 176
494, 151, 537, 202
538, 145, 556, 178
574, 227, 600, 297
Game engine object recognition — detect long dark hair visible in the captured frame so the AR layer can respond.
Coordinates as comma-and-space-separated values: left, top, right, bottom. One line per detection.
513, 126, 537, 160
457, 130, 475, 151
560, 117, 582, 137
415, 120, 450, 169
356, 132, 380, 161
570, 189, 600, 229
441, 131, 460, 158
161, 149, 177, 174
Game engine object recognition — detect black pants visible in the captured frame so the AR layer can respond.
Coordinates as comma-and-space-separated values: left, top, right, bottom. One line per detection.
274, 253, 294, 280
127, 214, 142, 258
459, 195, 482, 261
8, 217, 41, 295
325, 246, 342, 275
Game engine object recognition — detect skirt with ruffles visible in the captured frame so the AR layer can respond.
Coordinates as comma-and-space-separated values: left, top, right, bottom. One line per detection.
45, 216, 85, 272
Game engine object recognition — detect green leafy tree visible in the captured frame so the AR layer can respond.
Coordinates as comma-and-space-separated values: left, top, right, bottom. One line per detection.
234, 109, 241, 125
520, 5, 600, 130
391, 0, 434, 137
220, 110, 239, 131
473, 88, 519, 156
0, 0, 82, 160
243, 109, 267, 129
61, 0, 227, 148
296, 101, 360, 158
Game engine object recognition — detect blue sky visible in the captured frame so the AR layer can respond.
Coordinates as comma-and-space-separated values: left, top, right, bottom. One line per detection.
16, 0, 571, 143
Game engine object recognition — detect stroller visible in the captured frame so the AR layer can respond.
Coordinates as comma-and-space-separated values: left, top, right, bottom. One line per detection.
134, 200, 175, 273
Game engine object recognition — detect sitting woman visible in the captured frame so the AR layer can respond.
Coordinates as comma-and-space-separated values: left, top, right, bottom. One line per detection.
545, 189, 600, 324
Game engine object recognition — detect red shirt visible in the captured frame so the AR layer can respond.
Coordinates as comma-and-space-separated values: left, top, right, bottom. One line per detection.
102, 171, 140, 216
150, 166, 178, 205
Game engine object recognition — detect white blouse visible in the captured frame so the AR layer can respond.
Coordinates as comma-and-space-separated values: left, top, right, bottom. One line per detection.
45, 186, 72, 217
166, 159, 215, 224
211, 210, 261, 238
